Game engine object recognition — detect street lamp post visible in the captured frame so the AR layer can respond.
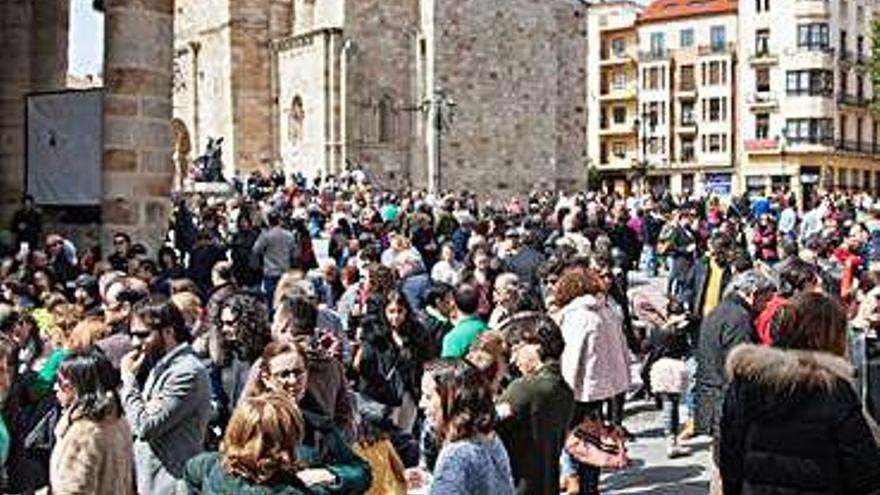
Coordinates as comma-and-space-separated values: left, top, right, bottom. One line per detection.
424, 88, 456, 193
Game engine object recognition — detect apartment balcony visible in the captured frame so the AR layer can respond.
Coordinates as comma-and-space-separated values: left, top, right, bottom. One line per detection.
638, 50, 670, 62
837, 93, 871, 108
676, 79, 697, 98
599, 86, 638, 101
795, 0, 831, 18
749, 50, 779, 66
599, 121, 638, 136
600, 50, 637, 66
744, 138, 782, 154
839, 50, 867, 66
676, 118, 698, 133
697, 42, 736, 56
836, 139, 876, 154
786, 136, 835, 150
747, 92, 779, 111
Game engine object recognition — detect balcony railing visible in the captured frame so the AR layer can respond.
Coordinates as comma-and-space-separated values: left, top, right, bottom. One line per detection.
835, 140, 876, 153
639, 50, 669, 62
787, 136, 835, 146
749, 50, 779, 64
698, 42, 736, 55
837, 93, 870, 107
678, 79, 696, 91
840, 50, 867, 64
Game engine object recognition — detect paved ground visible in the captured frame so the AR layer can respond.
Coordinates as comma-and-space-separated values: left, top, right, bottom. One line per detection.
594, 271, 711, 494
598, 400, 712, 494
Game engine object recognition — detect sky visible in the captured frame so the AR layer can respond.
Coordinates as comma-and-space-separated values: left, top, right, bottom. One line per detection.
68, 0, 104, 77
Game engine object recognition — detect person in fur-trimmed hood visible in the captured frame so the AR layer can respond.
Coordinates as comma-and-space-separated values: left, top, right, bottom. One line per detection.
720, 292, 880, 495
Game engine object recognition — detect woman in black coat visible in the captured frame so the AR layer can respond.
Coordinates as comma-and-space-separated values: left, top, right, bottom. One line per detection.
720, 292, 880, 495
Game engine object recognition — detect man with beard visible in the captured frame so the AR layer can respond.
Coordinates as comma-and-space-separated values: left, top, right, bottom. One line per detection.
206, 291, 270, 446
121, 296, 211, 495
97, 277, 148, 369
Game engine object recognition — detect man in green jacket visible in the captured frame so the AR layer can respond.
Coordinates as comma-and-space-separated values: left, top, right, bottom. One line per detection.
441, 284, 488, 358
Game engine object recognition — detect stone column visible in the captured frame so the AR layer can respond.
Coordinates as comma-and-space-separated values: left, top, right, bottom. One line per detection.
0, 0, 33, 224
102, 0, 174, 252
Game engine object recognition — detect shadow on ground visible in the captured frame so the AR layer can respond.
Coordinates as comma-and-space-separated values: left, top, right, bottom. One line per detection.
602, 465, 707, 493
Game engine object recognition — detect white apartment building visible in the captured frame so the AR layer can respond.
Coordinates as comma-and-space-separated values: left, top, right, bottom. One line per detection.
636, 0, 738, 195
586, 0, 643, 194
739, 0, 880, 202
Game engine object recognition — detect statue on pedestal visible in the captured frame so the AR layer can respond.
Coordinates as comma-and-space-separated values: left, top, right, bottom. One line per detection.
193, 137, 226, 183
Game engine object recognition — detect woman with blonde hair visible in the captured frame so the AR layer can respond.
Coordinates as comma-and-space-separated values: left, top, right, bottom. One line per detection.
185, 393, 315, 494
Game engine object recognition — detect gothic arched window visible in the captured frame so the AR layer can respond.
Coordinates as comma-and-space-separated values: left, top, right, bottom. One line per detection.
378, 95, 394, 143
289, 95, 304, 146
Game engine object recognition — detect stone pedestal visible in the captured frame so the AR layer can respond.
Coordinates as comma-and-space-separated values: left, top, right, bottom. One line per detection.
102, 0, 174, 252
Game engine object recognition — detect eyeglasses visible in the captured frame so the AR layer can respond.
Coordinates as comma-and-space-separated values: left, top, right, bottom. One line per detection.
220, 317, 238, 327
129, 328, 153, 340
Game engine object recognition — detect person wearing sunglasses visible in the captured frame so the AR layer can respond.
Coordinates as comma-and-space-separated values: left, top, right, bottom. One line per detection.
50, 351, 134, 495
120, 295, 211, 495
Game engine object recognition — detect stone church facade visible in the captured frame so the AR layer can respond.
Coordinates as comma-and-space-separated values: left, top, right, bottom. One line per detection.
174, 0, 589, 195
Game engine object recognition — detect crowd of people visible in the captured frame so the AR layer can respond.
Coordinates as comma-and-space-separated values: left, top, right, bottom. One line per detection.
0, 170, 878, 494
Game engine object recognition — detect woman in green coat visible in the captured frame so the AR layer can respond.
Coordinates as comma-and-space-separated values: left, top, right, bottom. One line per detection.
250, 341, 371, 494
496, 316, 575, 495
185, 393, 320, 494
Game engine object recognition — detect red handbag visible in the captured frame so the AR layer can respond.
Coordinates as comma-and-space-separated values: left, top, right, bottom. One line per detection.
565, 419, 630, 469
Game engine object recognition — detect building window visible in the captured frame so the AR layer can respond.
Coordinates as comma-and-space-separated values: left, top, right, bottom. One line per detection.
681, 138, 695, 162
680, 29, 694, 48
756, 67, 770, 92
650, 32, 665, 56
857, 35, 865, 61
680, 65, 695, 91
709, 134, 722, 152
613, 106, 626, 124
706, 61, 726, 85
288, 95, 304, 145
785, 118, 834, 143
710, 26, 726, 50
857, 75, 864, 101
756, 113, 770, 139
708, 98, 722, 121
840, 68, 848, 95
613, 141, 627, 158
786, 69, 834, 96
378, 95, 394, 143
613, 69, 626, 89
611, 38, 626, 57
857, 117, 864, 148
756, 0, 770, 12
755, 29, 770, 55
873, 120, 879, 151
681, 101, 695, 125
840, 115, 847, 141
840, 30, 848, 57
797, 23, 830, 50
645, 67, 665, 90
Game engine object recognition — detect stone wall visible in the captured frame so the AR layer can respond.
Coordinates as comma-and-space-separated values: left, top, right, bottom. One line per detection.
102, 0, 175, 248
277, 30, 332, 179
0, 0, 71, 226
0, 0, 33, 225
343, 0, 421, 189
425, 0, 587, 196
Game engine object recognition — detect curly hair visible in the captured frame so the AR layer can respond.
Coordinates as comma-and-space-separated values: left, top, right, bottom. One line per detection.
221, 292, 271, 362
221, 393, 304, 485
552, 265, 606, 308
426, 359, 496, 443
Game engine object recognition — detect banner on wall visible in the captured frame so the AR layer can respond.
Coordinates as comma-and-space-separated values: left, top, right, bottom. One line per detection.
27, 89, 103, 205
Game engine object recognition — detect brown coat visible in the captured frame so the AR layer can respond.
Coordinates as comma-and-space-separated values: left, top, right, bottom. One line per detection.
50, 409, 135, 495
